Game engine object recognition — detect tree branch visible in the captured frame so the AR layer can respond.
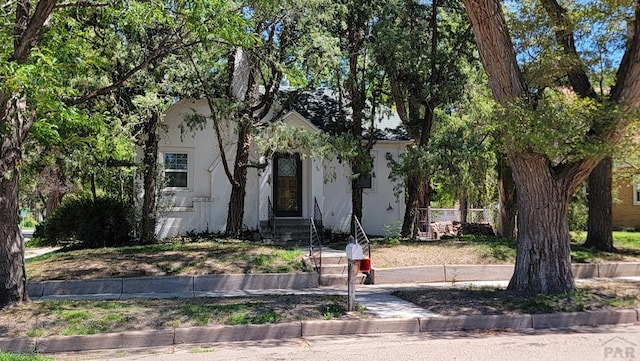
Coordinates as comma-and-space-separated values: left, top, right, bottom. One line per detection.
54, 1, 107, 8
11, 0, 57, 63
66, 35, 182, 106
540, 0, 597, 99
183, 42, 238, 188
462, 0, 527, 104
611, 1, 640, 109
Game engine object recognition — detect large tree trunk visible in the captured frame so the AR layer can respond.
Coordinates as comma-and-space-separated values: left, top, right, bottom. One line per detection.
497, 158, 517, 238
584, 157, 614, 251
464, 0, 640, 295
140, 112, 159, 244
464, 0, 577, 294
401, 170, 419, 237
0, 0, 57, 308
459, 189, 468, 223
0, 96, 31, 308
507, 154, 575, 294
402, 172, 432, 238
225, 123, 250, 238
0, 170, 28, 308
351, 174, 364, 233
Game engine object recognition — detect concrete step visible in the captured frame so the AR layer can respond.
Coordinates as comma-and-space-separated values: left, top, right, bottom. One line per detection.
260, 219, 311, 228
319, 273, 367, 286
262, 231, 310, 242
319, 255, 349, 265
263, 238, 309, 247
319, 264, 349, 275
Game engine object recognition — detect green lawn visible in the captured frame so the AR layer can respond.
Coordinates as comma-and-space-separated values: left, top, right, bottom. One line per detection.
571, 231, 640, 248
0, 295, 352, 338
0, 353, 53, 361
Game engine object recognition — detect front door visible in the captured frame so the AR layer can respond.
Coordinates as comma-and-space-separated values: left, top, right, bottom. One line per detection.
273, 153, 302, 217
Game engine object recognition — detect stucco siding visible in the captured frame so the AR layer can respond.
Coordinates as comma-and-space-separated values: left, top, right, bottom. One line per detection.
150, 99, 408, 239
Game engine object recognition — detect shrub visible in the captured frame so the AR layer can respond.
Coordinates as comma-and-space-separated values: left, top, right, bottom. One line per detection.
34, 196, 134, 248
381, 222, 402, 246
19, 212, 37, 229
568, 191, 588, 232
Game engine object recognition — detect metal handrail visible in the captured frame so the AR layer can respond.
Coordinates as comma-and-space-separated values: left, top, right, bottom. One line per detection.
353, 216, 371, 260
268, 197, 276, 240
313, 197, 323, 236
309, 217, 322, 276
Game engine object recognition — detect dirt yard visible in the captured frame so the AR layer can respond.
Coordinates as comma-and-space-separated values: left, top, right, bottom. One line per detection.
25, 237, 640, 281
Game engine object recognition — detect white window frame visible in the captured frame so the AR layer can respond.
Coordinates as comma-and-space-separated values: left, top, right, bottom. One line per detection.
161, 148, 193, 191
634, 183, 640, 206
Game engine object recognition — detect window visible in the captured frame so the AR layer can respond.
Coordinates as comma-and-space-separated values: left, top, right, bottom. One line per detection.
361, 151, 377, 190
635, 183, 640, 205
164, 153, 189, 188
360, 173, 373, 189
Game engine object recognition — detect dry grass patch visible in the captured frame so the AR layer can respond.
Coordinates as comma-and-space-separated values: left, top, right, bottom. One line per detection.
25, 234, 640, 282
26, 240, 310, 281
370, 241, 514, 268
394, 280, 640, 316
0, 295, 351, 338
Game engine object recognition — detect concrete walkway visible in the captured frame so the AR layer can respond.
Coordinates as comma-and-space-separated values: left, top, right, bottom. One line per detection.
357, 292, 439, 318
3, 278, 640, 354
12, 246, 640, 355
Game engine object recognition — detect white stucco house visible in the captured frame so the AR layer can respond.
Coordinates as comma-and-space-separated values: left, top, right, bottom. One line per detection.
150, 90, 410, 240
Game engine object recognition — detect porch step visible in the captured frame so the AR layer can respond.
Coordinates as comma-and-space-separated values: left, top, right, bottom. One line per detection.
307, 248, 372, 286
319, 273, 367, 286
319, 255, 349, 265
320, 264, 349, 274
260, 219, 312, 244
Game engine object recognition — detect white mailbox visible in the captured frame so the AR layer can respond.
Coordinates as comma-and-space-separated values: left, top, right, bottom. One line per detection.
346, 242, 364, 260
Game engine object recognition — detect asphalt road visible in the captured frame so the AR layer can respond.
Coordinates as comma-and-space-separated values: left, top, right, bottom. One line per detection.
60, 325, 640, 361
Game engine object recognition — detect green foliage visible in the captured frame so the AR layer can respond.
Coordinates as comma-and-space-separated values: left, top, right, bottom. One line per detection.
0, 353, 54, 361
382, 222, 402, 246
608, 232, 640, 247
568, 189, 588, 232
507, 0, 632, 93
180, 303, 280, 326
500, 94, 612, 161
321, 302, 346, 319
19, 212, 37, 230
506, 290, 593, 313
34, 196, 134, 248
458, 235, 517, 262
388, 93, 498, 207
244, 248, 309, 273
255, 121, 368, 181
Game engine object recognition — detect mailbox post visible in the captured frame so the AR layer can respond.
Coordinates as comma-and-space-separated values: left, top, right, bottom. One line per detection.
345, 236, 363, 312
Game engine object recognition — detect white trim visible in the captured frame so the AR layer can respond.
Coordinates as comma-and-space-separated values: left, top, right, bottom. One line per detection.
634, 183, 640, 206
160, 147, 194, 192
280, 110, 321, 132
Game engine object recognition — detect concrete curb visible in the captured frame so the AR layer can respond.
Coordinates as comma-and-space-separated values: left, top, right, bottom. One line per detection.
28, 273, 320, 299
26, 263, 640, 298
420, 314, 533, 332
1, 309, 638, 354
371, 262, 640, 285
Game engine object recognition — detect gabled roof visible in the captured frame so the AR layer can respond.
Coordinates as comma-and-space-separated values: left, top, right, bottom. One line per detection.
279, 110, 321, 132
276, 88, 409, 141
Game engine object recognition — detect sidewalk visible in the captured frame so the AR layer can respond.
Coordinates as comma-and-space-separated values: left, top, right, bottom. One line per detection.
3, 277, 640, 354
11, 246, 640, 355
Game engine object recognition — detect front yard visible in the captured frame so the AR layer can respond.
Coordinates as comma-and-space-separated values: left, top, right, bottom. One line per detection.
24, 232, 640, 281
